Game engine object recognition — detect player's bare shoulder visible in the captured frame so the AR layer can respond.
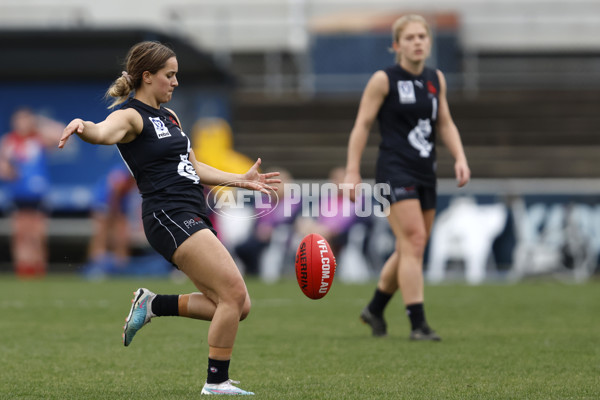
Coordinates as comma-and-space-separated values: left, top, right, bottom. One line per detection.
109, 108, 144, 143
370, 70, 390, 96
435, 69, 447, 92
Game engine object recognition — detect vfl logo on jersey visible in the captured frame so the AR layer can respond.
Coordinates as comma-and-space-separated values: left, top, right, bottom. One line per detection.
408, 119, 433, 158
177, 154, 200, 184
149, 117, 171, 139
398, 80, 416, 104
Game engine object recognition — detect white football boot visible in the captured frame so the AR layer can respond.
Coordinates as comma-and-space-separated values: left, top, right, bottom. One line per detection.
201, 380, 254, 395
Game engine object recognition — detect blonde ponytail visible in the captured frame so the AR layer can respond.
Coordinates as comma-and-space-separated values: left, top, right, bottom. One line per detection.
105, 74, 134, 109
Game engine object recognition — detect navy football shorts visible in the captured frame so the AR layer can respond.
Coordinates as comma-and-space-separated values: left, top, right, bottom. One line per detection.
382, 181, 437, 211
142, 209, 217, 267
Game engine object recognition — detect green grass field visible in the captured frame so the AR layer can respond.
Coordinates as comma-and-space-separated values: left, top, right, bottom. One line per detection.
1, 275, 599, 399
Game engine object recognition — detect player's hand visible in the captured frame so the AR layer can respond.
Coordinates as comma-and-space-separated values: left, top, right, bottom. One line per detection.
240, 158, 281, 194
343, 170, 362, 202
455, 159, 471, 187
58, 118, 84, 149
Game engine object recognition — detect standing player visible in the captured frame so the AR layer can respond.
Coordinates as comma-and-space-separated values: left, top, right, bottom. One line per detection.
0, 107, 63, 278
59, 41, 280, 395
344, 15, 470, 340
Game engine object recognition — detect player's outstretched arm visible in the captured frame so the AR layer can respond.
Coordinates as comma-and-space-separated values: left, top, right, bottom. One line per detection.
58, 109, 141, 149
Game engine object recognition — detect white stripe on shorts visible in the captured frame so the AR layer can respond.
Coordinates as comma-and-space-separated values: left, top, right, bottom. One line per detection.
153, 211, 178, 248
161, 209, 190, 237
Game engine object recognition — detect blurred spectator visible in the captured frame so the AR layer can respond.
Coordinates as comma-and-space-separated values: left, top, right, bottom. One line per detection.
295, 166, 358, 254
82, 163, 137, 277
0, 107, 64, 277
192, 117, 254, 174
235, 168, 299, 276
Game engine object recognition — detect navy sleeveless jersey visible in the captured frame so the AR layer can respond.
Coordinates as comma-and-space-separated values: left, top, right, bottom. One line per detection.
375, 65, 440, 186
117, 98, 206, 217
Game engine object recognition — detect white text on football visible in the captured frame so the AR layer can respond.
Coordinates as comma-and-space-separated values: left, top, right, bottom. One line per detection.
317, 239, 331, 293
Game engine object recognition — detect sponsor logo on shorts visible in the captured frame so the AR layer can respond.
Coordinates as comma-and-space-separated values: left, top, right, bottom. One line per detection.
183, 217, 204, 229
394, 186, 416, 197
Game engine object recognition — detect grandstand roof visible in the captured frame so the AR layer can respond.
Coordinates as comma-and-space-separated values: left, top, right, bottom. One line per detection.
0, 28, 233, 86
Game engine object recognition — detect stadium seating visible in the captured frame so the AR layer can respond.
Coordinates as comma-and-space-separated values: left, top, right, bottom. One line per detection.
230, 90, 600, 180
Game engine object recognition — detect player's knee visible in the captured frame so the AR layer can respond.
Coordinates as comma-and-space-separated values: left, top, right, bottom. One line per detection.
240, 298, 251, 321
225, 280, 248, 311
397, 231, 427, 255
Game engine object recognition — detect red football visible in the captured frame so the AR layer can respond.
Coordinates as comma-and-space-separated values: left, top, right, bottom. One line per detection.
295, 233, 337, 299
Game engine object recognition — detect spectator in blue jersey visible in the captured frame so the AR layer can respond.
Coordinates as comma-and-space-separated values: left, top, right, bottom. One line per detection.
82, 163, 137, 277
344, 15, 470, 341
58, 41, 280, 395
0, 107, 64, 278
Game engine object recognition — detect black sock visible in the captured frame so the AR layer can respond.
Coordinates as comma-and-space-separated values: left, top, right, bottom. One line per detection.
406, 303, 426, 331
207, 358, 230, 384
367, 288, 393, 317
151, 295, 179, 317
